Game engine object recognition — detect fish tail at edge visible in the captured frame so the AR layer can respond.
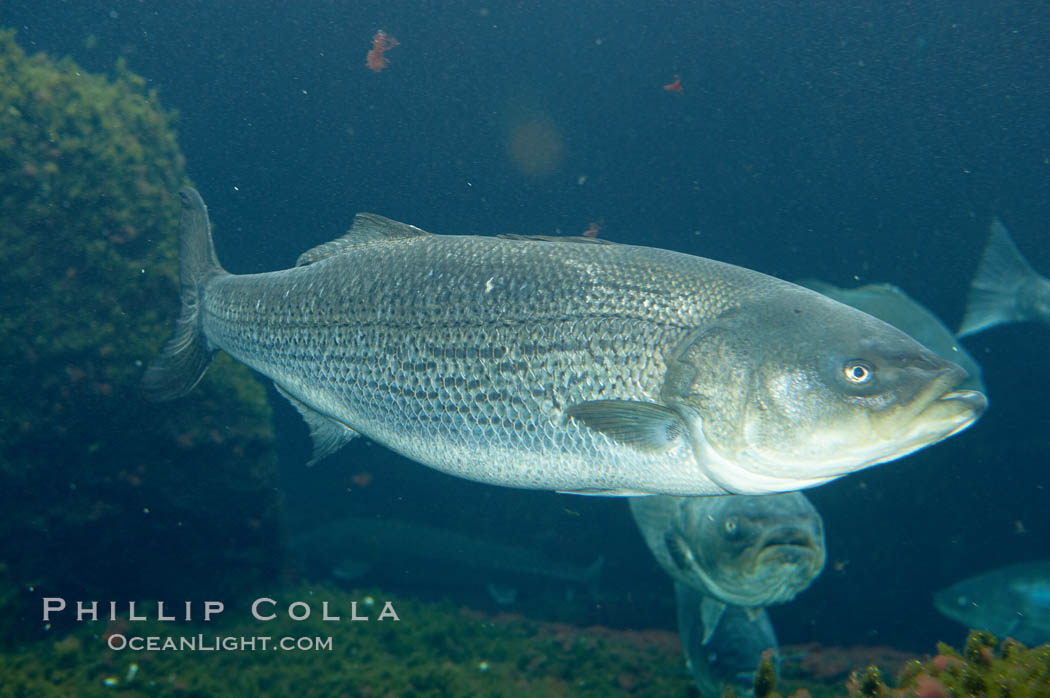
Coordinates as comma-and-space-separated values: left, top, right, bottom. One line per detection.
958, 216, 1036, 337
141, 187, 228, 401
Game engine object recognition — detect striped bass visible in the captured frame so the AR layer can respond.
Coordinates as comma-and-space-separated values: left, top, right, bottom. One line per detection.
143, 188, 985, 496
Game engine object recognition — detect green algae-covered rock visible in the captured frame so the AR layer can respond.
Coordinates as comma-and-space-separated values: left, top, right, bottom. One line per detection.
0, 29, 281, 642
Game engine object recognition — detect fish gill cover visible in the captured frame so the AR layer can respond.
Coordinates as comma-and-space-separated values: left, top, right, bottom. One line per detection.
0, 30, 280, 642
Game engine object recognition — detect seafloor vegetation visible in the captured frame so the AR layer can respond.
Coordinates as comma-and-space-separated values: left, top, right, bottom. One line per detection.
0, 29, 281, 644
0, 581, 1048, 697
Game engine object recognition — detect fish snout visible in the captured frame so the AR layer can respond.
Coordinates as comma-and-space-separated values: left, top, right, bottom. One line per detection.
937, 388, 987, 415
913, 366, 987, 437
871, 360, 986, 440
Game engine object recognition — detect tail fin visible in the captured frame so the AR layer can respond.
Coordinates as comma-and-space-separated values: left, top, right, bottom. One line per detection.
958, 217, 1036, 337
583, 555, 605, 584
581, 555, 606, 598
142, 188, 227, 401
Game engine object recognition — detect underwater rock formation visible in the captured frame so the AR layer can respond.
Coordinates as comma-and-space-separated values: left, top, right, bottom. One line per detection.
0, 30, 281, 642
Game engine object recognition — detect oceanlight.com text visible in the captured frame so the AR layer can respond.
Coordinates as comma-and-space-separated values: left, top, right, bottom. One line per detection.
106, 634, 334, 652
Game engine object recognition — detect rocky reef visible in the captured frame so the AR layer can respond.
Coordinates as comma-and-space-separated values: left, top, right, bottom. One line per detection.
0, 29, 281, 643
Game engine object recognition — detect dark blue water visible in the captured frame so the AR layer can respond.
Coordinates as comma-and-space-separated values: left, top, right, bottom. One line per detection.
3, 0, 1048, 657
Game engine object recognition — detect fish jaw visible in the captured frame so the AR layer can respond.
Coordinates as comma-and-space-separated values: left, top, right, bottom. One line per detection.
827, 365, 987, 473
867, 386, 986, 457
750, 539, 826, 603
867, 363, 983, 438
676, 405, 840, 494
754, 524, 823, 561
734, 522, 827, 604
711, 367, 986, 489
699, 542, 824, 608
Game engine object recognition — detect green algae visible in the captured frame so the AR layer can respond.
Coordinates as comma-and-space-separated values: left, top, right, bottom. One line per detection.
0, 29, 280, 642
895, 632, 1050, 698
845, 666, 885, 697
754, 652, 778, 697
738, 630, 1050, 698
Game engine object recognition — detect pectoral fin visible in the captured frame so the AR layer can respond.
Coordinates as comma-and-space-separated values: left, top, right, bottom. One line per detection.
274, 383, 360, 465
486, 584, 518, 606
565, 399, 684, 451
700, 596, 727, 645
331, 559, 372, 581
665, 531, 697, 573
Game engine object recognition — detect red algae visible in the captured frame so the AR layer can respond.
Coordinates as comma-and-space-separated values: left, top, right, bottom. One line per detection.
914, 673, 949, 698
366, 30, 399, 72
930, 654, 960, 672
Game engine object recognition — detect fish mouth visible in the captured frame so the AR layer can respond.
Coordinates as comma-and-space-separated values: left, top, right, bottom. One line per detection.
874, 383, 987, 451
936, 389, 988, 420
754, 526, 821, 566
742, 536, 824, 604
802, 368, 987, 477
691, 365, 986, 493
759, 525, 816, 551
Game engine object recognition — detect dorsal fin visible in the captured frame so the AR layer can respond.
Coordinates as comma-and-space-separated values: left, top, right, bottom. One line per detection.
498, 233, 615, 245
296, 213, 432, 266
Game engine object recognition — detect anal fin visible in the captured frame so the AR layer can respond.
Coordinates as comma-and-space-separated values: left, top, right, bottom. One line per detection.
274, 383, 360, 465
557, 488, 657, 496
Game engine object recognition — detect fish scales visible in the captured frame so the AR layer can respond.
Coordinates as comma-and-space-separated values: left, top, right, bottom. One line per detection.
202, 236, 756, 492
144, 189, 984, 496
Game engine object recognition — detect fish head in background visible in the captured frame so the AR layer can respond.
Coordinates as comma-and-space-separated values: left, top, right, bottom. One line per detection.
933, 561, 1050, 646
662, 285, 986, 493
631, 492, 826, 645
668, 492, 825, 608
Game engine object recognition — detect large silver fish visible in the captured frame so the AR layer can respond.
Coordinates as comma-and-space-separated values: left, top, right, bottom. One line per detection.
144, 188, 985, 495
630, 493, 825, 642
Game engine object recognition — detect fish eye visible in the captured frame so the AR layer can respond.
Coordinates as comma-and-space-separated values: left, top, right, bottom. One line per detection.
843, 360, 874, 384
724, 517, 738, 534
